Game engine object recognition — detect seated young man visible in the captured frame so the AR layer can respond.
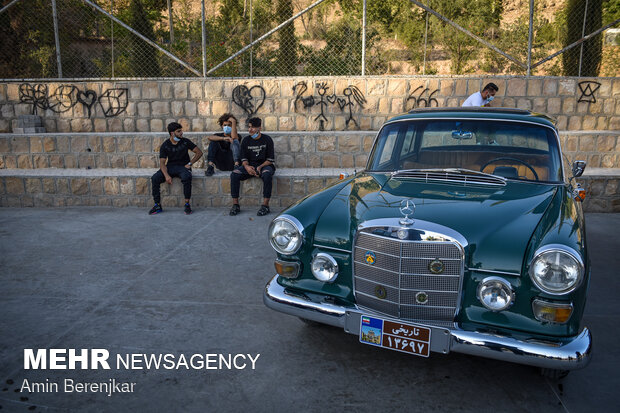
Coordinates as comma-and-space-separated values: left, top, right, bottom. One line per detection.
205, 113, 241, 176
149, 122, 203, 215
229, 117, 275, 217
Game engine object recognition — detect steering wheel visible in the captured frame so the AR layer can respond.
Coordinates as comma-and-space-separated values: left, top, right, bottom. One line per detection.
480, 157, 539, 181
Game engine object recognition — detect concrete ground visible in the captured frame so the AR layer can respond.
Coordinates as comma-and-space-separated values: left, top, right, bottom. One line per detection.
0, 207, 618, 413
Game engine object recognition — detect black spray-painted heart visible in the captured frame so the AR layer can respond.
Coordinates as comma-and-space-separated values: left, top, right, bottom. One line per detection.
77, 90, 97, 117
336, 98, 347, 110
232, 85, 266, 118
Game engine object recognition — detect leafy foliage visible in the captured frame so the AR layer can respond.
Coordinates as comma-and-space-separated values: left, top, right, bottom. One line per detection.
562, 0, 603, 76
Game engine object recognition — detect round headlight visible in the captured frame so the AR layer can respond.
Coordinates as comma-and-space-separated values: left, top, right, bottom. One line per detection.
269, 216, 303, 255
529, 246, 584, 295
311, 253, 339, 283
477, 277, 514, 311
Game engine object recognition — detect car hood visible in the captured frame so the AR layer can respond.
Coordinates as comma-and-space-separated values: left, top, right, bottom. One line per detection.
313, 172, 558, 273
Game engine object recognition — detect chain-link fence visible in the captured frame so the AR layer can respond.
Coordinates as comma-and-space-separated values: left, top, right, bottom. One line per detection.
1, 0, 618, 79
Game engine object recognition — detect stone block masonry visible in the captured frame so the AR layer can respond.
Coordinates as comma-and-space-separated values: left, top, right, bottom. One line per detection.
0, 169, 348, 209
1, 76, 618, 134
2, 131, 618, 170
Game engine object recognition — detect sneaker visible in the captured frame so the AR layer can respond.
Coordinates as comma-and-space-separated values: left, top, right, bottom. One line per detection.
229, 204, 240, 216
257, 205, 270, 216
149, 204, 163, 215
184, 203, 192, 215
205, 165, 215, 176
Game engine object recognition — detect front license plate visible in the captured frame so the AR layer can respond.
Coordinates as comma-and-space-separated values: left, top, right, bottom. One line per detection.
359, 315, 431, 357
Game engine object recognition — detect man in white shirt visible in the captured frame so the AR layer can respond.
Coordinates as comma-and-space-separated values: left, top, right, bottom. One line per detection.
462, 83, 499, 107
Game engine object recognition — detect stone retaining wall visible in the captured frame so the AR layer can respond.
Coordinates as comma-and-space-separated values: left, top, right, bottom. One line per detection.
1, 76, 619, 134
1, 131, 619, 170
0, 169, 345, 209
0, 132, 373, 170
0, 170, 616, 212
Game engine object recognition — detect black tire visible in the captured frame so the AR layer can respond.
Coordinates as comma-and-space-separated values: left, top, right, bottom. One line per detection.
540, 368, 570, 380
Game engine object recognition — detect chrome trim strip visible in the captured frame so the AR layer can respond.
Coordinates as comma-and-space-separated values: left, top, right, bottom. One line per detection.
357, 218, 469, 250
263, 275, 348, 328
355, 274, 461, 289
450, 328, 591, 370
264, 275, 592, 370
313, 244, 352, 253
355, 244, 463, 261
355, 264, 461, 278
468, 268, 521, 277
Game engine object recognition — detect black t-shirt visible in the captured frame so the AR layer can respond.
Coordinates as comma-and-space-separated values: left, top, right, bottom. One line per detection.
241, 134, 275, 169
159, 137, 197, 166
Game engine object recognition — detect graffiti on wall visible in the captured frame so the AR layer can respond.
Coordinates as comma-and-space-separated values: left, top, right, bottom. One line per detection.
232, 85, 266, 121
293, 81, 366, 130
405, 85, 440, 112
577, 81, 601, 104
19, 83, 128, 117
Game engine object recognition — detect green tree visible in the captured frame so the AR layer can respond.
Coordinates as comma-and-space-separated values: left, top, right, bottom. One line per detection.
128, 0, 161, 76
429, 0, 501, 74
275, 0, 298, 75
562, 0, 603, 76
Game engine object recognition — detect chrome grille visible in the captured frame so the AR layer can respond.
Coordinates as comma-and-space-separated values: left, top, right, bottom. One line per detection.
353, 231, 464, 325
392, 170, 507, 187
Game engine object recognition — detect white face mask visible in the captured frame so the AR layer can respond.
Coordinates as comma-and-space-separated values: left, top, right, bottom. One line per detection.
487, 96, 495, 102
251, 132, 259, 139
173, 136, 181, 142
222, 126, 232, 134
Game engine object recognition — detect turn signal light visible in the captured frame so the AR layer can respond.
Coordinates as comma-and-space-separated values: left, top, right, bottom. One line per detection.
339, 173, 349, 180
573, 185, 586, 201
532, 299, 573, 324
274, 260, 301, 279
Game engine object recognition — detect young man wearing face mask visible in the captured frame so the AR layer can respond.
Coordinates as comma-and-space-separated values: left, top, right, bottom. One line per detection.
462, 83, 499, 107
205, 113, 241, 176
229, 117, 275, 217
149, 122, 203, 215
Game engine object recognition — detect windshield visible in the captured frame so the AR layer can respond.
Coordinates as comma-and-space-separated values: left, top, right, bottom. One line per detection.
367, 119, 563, 183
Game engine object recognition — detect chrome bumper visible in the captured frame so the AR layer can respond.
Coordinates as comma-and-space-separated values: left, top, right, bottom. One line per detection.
263, 275, 592, 371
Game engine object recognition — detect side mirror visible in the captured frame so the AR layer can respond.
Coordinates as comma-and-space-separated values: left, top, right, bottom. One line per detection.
572, 160, 586, 178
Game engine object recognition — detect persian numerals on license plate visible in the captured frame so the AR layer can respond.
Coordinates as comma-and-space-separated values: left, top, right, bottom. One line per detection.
359, 316, 431, 357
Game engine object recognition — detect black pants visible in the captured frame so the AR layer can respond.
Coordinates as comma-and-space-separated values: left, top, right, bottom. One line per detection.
207, 140, 240, 171
230, 165, 275, 199
152, 164, 192, 204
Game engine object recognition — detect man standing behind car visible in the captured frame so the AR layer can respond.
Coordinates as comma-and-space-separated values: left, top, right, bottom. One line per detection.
462, 82, 499, 107
229, 117, 275, 217
149, 122, 203, 215
205, 113, 241, 176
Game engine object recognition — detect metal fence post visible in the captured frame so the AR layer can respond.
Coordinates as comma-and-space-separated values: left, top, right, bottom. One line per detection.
201, 0, 206, 77
527, 0, 533, 76
361, 0, 366, 75
51, 0, 62, 78
111, 0, 115, 78
578, 0, 589, 77
250, 0, 253, 77
167, 0, 174, 44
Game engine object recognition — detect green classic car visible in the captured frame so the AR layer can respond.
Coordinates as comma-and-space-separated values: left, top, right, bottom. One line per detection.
264, 108, 591, 377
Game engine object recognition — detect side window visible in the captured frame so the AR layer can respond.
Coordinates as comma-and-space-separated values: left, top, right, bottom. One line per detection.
399, 124, 417, 157
378, 129, 398, 165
